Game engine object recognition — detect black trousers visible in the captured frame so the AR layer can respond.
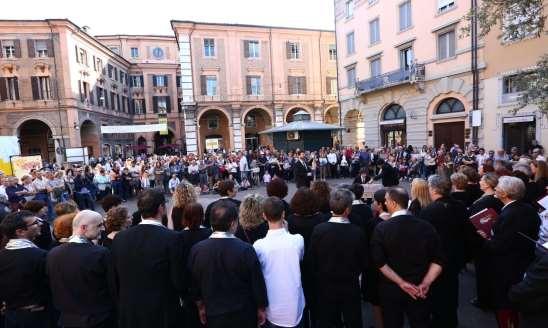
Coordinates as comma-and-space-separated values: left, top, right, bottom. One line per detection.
316, 298, 362, 328
4, 309, 49, 328
430, 271, 459, 328
207, 308, 257, 328
380, 283, 431, 328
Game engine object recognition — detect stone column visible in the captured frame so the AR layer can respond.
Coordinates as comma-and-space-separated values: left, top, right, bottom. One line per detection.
183, 107, 199, 154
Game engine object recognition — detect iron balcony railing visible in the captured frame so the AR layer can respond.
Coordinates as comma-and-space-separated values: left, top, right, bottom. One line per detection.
356, 64, 425, 94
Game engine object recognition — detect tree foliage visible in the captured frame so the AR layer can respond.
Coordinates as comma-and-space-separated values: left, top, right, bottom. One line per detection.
463, 0, 547, 112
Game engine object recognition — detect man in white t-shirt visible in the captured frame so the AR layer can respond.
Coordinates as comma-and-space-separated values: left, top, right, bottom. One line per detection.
253, 197, 305, 328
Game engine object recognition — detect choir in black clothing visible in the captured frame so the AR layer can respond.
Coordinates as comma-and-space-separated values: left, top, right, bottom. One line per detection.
1, 170, 546, 328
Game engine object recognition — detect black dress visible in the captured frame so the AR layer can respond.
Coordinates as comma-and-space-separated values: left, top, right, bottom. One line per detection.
180, 227, 212, 328
408, 199, 422, 217
451, 191, 471, 208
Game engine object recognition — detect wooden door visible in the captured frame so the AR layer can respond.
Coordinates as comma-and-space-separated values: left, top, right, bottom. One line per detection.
434, 121, 464, 148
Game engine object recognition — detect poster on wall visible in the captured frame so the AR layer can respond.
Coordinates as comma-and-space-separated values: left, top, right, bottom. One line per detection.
65, 147, 89, 164
0, 136, 20, 175
10, 155, 43, 179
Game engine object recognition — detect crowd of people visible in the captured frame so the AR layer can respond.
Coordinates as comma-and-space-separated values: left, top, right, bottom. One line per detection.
0, 140, 547, 328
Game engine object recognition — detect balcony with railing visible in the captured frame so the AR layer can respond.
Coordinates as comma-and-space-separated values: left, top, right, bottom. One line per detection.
356, 64, 425, 94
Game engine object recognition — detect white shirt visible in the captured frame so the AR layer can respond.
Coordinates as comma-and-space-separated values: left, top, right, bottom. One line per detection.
32, 178, 49, 192
253, 229, 305, 327
391, 209, 408, 218
239, 156, 249, 172
327, 153, 338, 164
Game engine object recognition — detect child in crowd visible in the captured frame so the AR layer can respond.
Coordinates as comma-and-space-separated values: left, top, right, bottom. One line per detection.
168, 174, 180, 193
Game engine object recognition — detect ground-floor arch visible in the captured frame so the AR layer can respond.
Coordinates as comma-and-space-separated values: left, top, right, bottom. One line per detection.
343, 109, 364, 147
80, 120, 100, 157
324, 106, 339, 125
154, 130, 176, 155
198, 108, 231, 152
18, 119, 55, 162
243, 107, 273, 150
286, 106, 313, 123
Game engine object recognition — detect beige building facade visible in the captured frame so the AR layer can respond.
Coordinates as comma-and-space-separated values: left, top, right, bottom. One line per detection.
171, 21, 338, 154
336, 0, 485, 149
481, 0, 548, 152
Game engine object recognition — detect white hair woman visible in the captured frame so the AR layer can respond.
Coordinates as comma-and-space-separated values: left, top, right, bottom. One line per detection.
480, 176, 541, 327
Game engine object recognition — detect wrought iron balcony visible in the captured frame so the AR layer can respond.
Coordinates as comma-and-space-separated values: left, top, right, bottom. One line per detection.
356, 64, 425, 94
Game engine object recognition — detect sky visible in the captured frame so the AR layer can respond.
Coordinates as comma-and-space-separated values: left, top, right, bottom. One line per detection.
3, 0, 335, 35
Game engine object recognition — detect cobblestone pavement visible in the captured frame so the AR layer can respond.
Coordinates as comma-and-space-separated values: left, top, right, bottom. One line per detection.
99, 178, 497, 327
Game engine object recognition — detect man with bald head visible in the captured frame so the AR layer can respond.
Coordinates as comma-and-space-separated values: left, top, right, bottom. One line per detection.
47, 210, 116, 328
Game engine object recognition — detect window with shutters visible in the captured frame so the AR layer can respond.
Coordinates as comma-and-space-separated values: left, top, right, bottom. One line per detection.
36, 77, 52, 100
399, 1, 412, 31
6, 77, 19, 100
326, 77, 337, 94
345, 0, 354, 18
346, 67, 356, 88
96, 58, 103, 73
79, 48, 88, 66
400, 46, 413, 70
287, 42, 300, 60
134, 99, 145, 114
154, 75, 166, 87
346, 32, 355, 55
370, 58, 381, 77
245, 40, 260, 58
110, 92, 116, 110
437, 0, 455, 13
2, 41, 15, 58
114, 68, 118, 82
206, 76, 217, 96
96, 87, 105, 107
369, 19, 380, 45
247, 76, 262, 95
329, 44, 337, 61
130, 47, 139, 58
108, 65, 113, 78
131, 75, 143, 88
204, 39, 215, 57
35, 40, 48, 57
437, 30, 456, 60
288, 76, 306, 95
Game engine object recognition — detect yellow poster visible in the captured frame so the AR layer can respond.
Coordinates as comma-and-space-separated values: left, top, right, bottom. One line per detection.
10, 155, 42, 179
0, 136, 20, 175
158, 117, 168, 135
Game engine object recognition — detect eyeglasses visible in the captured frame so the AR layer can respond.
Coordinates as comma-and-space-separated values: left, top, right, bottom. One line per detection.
26, 218, 43, 228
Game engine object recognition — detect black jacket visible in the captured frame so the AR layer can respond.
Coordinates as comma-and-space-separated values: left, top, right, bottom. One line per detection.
47, 242, 115, 327
483, 201, 540, 308
509, 251, 548, 317
111, 224, 187, 328
293, 160, 311, 188
373, 163, 398, 187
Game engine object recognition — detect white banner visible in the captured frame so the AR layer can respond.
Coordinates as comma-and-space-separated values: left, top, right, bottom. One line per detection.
101, 124, 168, 134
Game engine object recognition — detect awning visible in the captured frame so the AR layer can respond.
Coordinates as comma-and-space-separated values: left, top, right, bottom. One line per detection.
259, 121, 344, 134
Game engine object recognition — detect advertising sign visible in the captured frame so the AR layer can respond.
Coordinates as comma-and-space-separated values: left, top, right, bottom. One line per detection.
10, 155, 42, 179
0, 136, 20, 175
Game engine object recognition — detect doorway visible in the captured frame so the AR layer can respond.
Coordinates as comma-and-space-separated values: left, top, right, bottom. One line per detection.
503, 120, 535, 153
434, 121, 464, 148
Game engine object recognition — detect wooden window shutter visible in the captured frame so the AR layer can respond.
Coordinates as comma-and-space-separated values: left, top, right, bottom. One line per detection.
246, 76, 251, 95
78, 80, 83, 102
301, 77, 307, 94
104, 90, 109, 108
13, 78, 19, 100
116, 95, 120, 111
96, 88, 101, 105
153, 96, 158, 113
200, 75, 207, 95
92, 56, 96, 71
142, 99, 146, 113
286, 42, 291, 59
46, 39, 53, 57
244, 40, 250, 58
75, 45, 79, 63
0, 41, 3, 58
288, 76, 294, 94
0, 77, 7, 100
164, 75, 168, 88
31, 77, 39, 99
326, 77, 331, 95
89, 89, 94, 105
14, 40, 21, 58
152, 75, 157, 87
166, 96, 171, 113
140, 76, 144, 87
27, 40, 35, 58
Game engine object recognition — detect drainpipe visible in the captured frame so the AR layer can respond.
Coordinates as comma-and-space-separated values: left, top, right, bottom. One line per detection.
268, 27, 276, 126
332, 0, 344, 145
47, 20, 66, 163
471, 0, 479, 145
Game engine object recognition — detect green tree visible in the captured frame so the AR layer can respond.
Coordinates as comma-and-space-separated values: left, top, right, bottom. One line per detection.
463, 0, 547, 112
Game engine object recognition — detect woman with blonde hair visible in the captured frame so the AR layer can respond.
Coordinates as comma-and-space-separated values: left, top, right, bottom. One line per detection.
170, 181, 198, 231
235, 193, 267, 244
408, 178, 431, 216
